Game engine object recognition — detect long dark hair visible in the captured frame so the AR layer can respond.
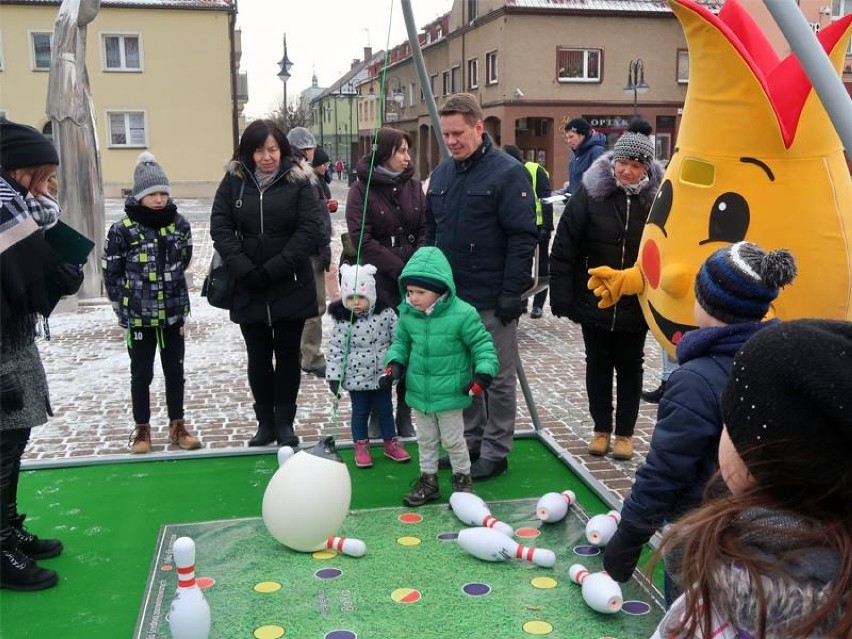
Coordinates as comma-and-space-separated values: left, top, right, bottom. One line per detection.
234, 119, 292, 172
373, 127, 412, 167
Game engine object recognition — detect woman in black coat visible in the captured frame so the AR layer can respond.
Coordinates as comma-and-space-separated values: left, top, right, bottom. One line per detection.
210, 119, 323, 447
550, 119, 664, 460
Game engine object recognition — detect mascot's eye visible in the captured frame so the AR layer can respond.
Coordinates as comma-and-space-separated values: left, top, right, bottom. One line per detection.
647, 180, 672, 236
699, 192, 750, 245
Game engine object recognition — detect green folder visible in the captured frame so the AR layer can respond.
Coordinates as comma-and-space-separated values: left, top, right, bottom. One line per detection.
44, 220, 95, 266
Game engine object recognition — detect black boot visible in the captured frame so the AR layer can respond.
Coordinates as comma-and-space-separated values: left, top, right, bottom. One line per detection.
274, 404, 300, 448
249, 403, 276, 447
641, 381, 667, 404
395, 402, 415, 438
0, 526, 58, 592
10, 512, 62, 560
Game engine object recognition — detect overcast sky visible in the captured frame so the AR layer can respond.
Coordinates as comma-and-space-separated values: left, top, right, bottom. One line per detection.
237, 0, 454, 119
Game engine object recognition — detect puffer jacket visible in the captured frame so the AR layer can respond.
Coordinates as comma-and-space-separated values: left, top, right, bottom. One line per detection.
568, 131, 606, 194
424, 133, 538, 310
326, 298, 397, 391
103, 200, 192, 328
550, 152, 664, 332
345, 157, 426, 307
385, 247, 498, 414
210, 159, 323, 325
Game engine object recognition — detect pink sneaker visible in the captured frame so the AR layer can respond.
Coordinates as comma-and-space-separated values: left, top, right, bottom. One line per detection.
354, 439, 373, 468
383, 437, 411, 463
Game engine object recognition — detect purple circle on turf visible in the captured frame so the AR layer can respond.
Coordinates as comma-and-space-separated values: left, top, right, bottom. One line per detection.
462, 582, 491, 597
324, 631, 357, 639
315, 568, 342, 580
573, 545, 601, 556
621, 600, 652, 615
437, 532, 458, 541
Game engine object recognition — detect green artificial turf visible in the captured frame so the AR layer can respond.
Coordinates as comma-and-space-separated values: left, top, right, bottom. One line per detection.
0, 439, 626, 638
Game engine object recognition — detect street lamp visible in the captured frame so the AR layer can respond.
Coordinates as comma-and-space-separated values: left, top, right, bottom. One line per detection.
623, 59, 649, 117
277, 33, 294, 126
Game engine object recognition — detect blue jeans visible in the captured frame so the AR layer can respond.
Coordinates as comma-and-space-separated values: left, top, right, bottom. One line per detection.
350, 388, 395, 441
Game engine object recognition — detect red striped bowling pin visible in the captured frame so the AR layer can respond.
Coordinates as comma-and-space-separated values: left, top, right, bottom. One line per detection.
449, 492, 514, 537
535, 490, 577, 523
168, 536, 211, 639
457, 527, 556, 568
568, 563, 623, 614
325, 535, 366, 558
585, 510, 621, 547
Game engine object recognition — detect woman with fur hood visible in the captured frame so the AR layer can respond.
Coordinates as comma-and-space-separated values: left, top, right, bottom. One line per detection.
549, 118, 665, 461
210, 119, 323, 448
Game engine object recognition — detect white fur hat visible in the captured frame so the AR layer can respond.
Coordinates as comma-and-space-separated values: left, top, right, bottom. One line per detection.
339, 263, 377, 307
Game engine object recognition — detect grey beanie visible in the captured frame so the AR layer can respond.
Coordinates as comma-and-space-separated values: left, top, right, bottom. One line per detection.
612, 118, 655, 168
286, 127, 317, 150
133, 151, 170, 200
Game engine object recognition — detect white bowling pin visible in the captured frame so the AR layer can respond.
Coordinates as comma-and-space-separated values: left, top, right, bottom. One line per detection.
535, 490, 576, 523
324, 535, 366, 558
585, 510, 621, 547
449, 492, 514, 537
168, 536, 211, 639
568, 563, 623, 614
457, 527, 556, 568
277, 445, 295, 466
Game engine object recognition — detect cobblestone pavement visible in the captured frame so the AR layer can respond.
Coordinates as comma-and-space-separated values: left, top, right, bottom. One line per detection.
28, 178, 663, 508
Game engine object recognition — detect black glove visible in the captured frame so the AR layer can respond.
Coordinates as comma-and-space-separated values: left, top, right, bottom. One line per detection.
56, 263, 84, 296
328, 379, 341, 396
495, 294, 524, 325
241, 267, 269, 290
0, 373, 24, 412
463, 373, 493, 396
378, 362, 405, 390
321, 247, 332, 272
602, 523, 650, 583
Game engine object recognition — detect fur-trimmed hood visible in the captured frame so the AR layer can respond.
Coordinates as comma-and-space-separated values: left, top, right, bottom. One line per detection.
226, 158, 316, 187
581, 151, 665, 210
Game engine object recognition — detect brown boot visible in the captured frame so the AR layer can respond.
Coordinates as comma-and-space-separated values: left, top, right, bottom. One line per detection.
451, 473, 473, 494
587, 431, 611, 456
168, 419, 201, 450
129, 424, 151, 454
611, 436, 634, 460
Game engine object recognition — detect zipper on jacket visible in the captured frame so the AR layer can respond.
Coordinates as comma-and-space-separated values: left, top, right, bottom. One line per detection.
611, 194, 631, 332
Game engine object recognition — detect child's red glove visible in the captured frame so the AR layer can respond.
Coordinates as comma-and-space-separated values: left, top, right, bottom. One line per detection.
378, 362, 405, 390
463, 373, 493, 396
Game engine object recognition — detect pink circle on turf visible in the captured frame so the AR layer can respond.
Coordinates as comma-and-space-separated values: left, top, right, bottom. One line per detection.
160, 565, 173, 571
399, 513, 423, 524
196, 577, 215, 589
515, 527, 541, 538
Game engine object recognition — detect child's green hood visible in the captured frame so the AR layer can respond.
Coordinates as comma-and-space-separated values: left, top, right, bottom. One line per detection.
398, 247, 457, 299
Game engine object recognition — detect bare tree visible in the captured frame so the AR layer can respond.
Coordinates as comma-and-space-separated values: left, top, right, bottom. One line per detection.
268, 99, 312, 131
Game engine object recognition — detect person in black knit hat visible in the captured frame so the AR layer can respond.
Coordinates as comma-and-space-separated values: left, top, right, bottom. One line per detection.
603, 241, 797, 607
1, 118, 84, 591
651, 318, 852, 639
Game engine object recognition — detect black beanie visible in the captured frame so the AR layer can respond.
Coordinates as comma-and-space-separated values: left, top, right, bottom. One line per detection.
695, 241, 798, 324
564, 117, 591, 136
0, 118, 60, 170
721, 319, 852, 501
403, 275, 448, 295
312, 147, 330, 167
503, 144, 524, 164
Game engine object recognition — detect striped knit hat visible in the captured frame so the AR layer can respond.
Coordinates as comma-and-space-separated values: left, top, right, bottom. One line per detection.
694, 241, 797, 324
612, 118, 655, 167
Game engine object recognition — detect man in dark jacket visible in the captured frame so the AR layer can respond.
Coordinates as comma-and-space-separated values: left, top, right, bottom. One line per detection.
563, 117, 606, 195
602, 242, 797, 606
425, 93, 538, 481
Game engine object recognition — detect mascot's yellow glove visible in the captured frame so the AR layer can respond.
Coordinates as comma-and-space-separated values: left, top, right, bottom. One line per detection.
587, 265, 645, 309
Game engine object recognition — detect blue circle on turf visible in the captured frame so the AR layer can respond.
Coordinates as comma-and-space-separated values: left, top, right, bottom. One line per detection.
315, 568, 342, 580
573, 545, 601, 556
463, 582, 491, 596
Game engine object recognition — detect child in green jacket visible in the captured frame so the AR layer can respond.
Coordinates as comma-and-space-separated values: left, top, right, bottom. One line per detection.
380, 247, 498, 506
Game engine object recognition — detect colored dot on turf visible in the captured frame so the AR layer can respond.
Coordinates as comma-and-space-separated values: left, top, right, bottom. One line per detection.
253, 581, 282, 594
312, 549, 337, 560
530, 576, 558, 589
399, 513, 423, 524
253, 624, 285, 639
397, 536, 422, 546
515, 527, 541, 538
573, 545, 602, 557
621, 600, 652, 615
391, 587, 422, 603
437, 531, 458, 541
522, 620, 553, 635
315, 568, 343, 580
160, 565, 173, 571
462, 582, 491, 597
324, 631, 357, 639
196, 577, 215, 589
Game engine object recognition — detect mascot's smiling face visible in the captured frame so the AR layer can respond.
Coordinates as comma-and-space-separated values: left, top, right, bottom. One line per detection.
640, 0, 852, 358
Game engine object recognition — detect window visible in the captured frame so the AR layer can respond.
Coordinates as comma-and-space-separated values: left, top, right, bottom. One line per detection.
485, 50, 498, 85
451, 65, 461, 93
442, 70, 451, 96
107, 111, 146, 147
429, 74, 437, 99
467, 58, 479, 90
467, 0, 478, 22
103, 34, 141, 71
31, 32, 52, 71
557, 48, 601, 82
832, 1, 852, 53
676, 49, 689, 84
409, 83, 416, 106
0, 31, 5, 71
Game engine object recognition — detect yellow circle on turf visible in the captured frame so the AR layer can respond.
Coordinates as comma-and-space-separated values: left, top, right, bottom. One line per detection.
253, 581, 282, 594
253, 624, 285, 638
522, 620, 553, 635
312, 549, 337, 559
397, 536, 422, 546
530, 576, 558, 589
